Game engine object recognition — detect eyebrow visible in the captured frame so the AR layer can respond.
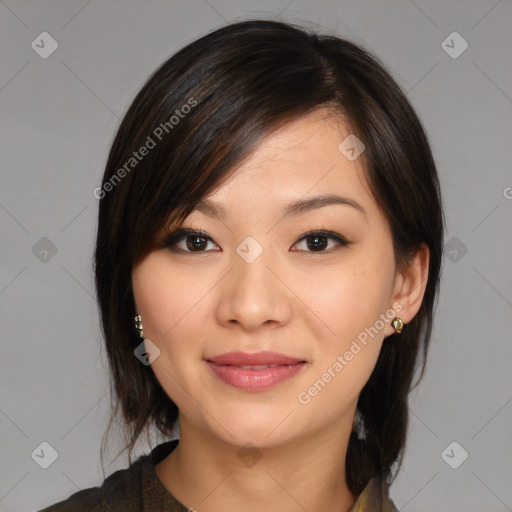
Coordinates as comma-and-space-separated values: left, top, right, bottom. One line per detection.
192, 194, 366, 220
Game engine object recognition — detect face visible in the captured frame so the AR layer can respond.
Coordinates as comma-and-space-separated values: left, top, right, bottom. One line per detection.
132, 109, 405, 449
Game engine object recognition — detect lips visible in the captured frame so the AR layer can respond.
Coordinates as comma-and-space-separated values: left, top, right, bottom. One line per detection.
207, 351, 305, 366
206, 351, 307, 391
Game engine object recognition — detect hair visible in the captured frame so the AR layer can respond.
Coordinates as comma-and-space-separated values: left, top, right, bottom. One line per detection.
94, 19, 444, 495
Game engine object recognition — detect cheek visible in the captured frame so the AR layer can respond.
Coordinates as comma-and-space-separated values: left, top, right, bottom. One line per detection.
293, 247, 395, 398
132, 254, 212, 383
297, 254, 394, 344
132, 254, 214, 408
295, 276, 387, 419
133, 253, 210, 340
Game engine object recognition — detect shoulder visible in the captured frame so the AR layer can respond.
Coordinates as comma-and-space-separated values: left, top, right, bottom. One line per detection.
37, 486, 102, 512
37, 440, 179, 512
36, 460, 144, 512
348, 474, 400, 512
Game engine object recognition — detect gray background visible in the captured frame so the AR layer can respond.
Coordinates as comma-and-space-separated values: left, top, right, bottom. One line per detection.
1, 0, 511, 511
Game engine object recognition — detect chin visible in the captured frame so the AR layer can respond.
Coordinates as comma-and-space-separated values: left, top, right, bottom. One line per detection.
202, 409, 302, 450
221, 429, 293, 452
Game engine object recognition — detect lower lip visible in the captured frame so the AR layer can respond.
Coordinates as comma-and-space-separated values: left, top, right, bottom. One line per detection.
206, 361, 306, 391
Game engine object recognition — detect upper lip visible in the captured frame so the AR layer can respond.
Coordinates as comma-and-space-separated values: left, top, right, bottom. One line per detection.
206, 351, 306, 366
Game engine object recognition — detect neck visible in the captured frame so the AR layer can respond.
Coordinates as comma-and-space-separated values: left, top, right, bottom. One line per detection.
156, 418, 357, 512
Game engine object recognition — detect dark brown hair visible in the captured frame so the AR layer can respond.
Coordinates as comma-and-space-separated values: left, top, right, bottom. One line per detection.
94, 19, 444, 494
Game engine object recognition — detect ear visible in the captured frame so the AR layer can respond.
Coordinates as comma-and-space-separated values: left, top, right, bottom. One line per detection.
383, 243, 430, 337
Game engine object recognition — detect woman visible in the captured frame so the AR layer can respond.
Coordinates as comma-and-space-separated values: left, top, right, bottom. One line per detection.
40, 19, 443, 512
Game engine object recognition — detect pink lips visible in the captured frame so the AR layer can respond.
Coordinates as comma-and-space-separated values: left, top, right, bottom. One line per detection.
206, 351, 307, 391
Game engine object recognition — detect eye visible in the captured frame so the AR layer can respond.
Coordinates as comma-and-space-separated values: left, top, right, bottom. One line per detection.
160, 229, 220, 253
291, 230, 351, 253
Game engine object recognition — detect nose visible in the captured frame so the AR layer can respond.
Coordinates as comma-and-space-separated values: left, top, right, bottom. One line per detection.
215, 246, 293, 332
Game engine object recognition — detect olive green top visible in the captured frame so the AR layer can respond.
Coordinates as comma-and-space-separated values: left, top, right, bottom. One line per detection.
38, 439, 398, 511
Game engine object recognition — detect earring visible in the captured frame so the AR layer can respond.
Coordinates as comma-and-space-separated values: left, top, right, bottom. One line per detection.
134, 314, 144, 339
392, 317, 404, 334
353, 408, 366, 440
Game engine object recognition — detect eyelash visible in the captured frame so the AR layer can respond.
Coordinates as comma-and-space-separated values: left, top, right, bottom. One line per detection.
159, 227, 351, 254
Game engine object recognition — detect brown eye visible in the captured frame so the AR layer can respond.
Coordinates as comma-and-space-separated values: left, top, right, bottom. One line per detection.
185, 234, 208, 251
306, 235, 328, 251
161, 229, 220, 253
292, 231, 350, 253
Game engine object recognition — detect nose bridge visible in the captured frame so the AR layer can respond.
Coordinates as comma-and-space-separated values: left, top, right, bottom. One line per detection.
217, 237, 290, 329
232, 237, 276, 302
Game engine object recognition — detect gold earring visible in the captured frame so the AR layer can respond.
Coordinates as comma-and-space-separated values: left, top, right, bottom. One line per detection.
134, 314, 144, 338
392, 317, 404, 334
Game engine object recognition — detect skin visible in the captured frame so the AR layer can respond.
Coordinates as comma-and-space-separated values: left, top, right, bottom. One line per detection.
132, 108, 429, 512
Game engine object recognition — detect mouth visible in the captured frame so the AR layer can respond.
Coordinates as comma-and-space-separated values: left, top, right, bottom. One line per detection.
205, 351, 307, 391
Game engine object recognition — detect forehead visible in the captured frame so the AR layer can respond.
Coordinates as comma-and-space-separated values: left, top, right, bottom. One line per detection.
201, 109, 376, 217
